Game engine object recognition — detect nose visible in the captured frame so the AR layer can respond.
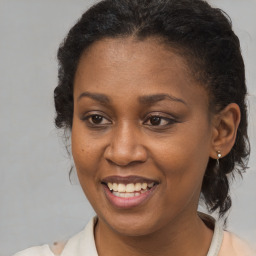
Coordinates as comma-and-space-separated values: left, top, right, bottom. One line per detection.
104, 122, 148, 167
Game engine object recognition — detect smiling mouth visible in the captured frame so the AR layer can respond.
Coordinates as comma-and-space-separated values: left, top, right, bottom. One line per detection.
101, 176, 158, 199
106, 182, 156, 197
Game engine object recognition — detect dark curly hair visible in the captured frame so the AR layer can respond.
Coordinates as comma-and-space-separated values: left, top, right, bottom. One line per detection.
54, 0, 250, 218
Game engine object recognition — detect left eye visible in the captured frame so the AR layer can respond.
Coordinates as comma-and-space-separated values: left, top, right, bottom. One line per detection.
85, 114, 111, 125
144, 115, 175, 126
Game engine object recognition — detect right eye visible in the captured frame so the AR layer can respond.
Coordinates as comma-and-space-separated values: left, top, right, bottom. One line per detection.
83, 114, 112, 126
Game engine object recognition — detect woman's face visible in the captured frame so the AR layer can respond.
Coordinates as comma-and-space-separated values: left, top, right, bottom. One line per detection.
72, 38, 214, 236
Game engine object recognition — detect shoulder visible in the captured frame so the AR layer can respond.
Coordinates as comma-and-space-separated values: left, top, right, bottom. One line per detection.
219, 231, 256, 256
13, 241, 67, 256
13, 217, 97, 256
13, 244, 55, 256
198, 212, 256, 256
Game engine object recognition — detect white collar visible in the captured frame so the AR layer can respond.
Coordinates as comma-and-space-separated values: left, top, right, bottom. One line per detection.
57, 213, 223, 256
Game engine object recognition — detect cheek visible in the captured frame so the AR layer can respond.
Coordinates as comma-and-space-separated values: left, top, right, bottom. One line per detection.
71, 121, 100, 180
153, 129, 210, 171
71, 127, 103, 206
151, 123, 211, 196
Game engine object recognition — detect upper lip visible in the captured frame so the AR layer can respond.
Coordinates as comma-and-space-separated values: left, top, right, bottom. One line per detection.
101, 175, 159, 185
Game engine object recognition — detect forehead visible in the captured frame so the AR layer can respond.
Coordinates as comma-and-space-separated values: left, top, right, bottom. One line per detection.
74, 37, 208, 108
76, 37, 192, 82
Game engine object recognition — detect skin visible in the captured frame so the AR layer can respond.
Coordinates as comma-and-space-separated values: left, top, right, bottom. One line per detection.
71, 37, 240, 256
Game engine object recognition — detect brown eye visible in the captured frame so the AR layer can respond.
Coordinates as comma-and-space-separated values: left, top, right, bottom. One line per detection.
150, 116, 161, 126
91, 115, 103, 124
83, 114, 112, 127
144, 114, 177, 127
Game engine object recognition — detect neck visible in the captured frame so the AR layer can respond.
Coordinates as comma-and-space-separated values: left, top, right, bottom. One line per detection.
95, 211, 213, 256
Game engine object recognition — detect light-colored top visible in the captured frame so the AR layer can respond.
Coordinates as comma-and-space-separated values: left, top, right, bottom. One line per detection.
13, 214, 256, 256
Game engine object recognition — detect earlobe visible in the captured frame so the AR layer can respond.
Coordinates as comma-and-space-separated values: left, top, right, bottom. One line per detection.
210, 103, 241, 159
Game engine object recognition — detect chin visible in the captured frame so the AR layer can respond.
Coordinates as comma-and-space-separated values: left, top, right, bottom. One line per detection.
100, 211, 163, 237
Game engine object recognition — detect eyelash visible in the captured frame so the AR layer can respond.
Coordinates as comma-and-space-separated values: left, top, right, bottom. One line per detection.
83, 114, 112, 127
82, 113, 177, 128
143, 114, 177, 127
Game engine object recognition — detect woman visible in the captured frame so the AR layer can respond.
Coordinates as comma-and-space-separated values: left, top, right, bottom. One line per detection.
14, 0, 255, 255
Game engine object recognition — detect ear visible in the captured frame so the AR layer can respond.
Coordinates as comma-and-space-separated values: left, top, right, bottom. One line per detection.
210, 103, 241, 159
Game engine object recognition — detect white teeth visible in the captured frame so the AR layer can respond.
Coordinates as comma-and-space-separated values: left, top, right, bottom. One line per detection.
126, 183, 135, 192
142, 183, 147, 190
148, 182, 154, 188
117, 183, 126, 192
113, 183, 118, 192
107, 182, 113, 190
106, 181, 155, 194
135, 183, 142, 191
119, 192, 126, 198
112, 191, 136, 198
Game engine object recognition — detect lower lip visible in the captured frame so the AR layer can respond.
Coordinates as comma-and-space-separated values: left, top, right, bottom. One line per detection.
103, 185, 158, 209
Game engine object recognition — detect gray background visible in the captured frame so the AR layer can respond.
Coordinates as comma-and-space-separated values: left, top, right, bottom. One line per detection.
0, 0, 255, 255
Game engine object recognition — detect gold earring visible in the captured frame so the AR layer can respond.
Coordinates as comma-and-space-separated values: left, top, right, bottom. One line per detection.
216, 150, 222, 166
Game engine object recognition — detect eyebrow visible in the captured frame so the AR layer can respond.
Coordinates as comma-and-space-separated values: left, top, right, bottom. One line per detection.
138, 93, 187, 106
77, 92, 110, 104
77, 92, 187, 106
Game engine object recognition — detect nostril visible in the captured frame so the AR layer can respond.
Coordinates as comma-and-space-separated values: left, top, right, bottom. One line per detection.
106, 158, 145, 167
104, 138, 148, 166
